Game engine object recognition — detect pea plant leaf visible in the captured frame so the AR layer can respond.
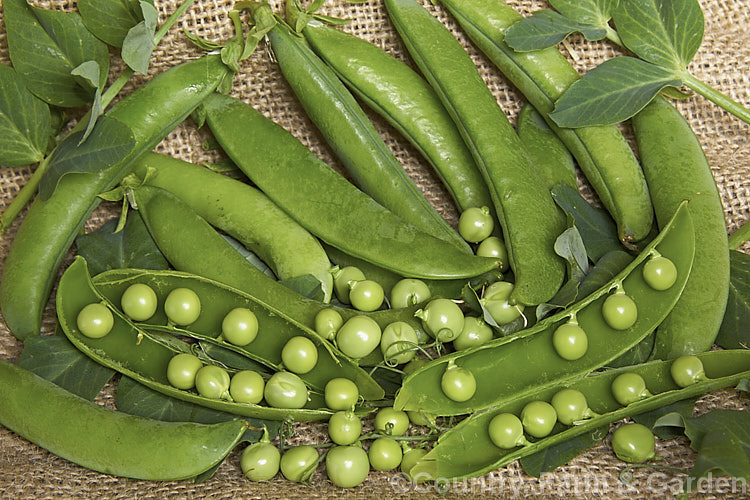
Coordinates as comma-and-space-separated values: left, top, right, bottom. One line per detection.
576, 250, 633, 299
715, 250, 750, 350
78, 0, 154, 48
70, 61, 104, 144
550, 0, 617, 26
612, 0, 704, 71
550, 183, 622, 262
3, 0, 110, 108
38, 115, 135, 201
121, 1, 160, 74
520, 425, 609, 477
279, 274, 326, 301
504, 9, 607, 52
550, 56, 683, 127
633, 397, 698, 440
221, 234, 277, 280
555, 224, 589, 282
115, 376, 280, 443
75, 211, 169, 275
17, 334, 115, 401
0, 64, 51, 166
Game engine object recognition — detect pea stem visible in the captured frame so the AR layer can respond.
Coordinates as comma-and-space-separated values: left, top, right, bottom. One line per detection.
681, 72, 750, 125
728, 219, 750, 250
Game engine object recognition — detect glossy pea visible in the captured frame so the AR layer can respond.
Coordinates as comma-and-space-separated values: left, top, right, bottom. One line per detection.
332, 266, 365, 305
390, 278, 432, 309
436, 0, 653, 244
409, 349, 750, 481
394, 203, 695, 417
202, 93, 501, 280
374, 408, 410, 437
380, 321, 419, 365
314, 308, 343, 341
280, 445, 319, 483
1, 54, 230, 341
349, 279, 385, 312
415, 298, 465, 342
221, 307, 259, 347
385, 0, 566, 306
0, 359, 247, 481
476, 237, 508, 271
453, 316, 493, 351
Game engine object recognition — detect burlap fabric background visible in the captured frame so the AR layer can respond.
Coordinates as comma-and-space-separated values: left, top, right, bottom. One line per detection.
0, 0, 748, 497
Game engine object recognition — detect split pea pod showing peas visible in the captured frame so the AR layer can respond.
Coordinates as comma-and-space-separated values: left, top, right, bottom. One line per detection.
0, 54, 230, 341
436, 0, 653, 244
57, 257, 366, 421
130, 152, 333, 302
201, 92, 500, 280
412, 349, 750, 481
0, 359, 247, 480
394, 203, 694, 416
290, 6, 494, 215
253, 3, 468, 252
632, 97, 730, 359
384, 0, 566, 306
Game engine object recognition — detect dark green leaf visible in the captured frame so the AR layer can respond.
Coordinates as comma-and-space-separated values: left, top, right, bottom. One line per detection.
716, 250, 750, 350
536, 278, 580, 320
121, 2, 159, 74
369, 366, 404, 399
637, 398, 697, 439
75, 211, 169, 275
612, 0, 704, 70
0, 63, 50, 166
17, 334, 114, 401
577, 250, 633, 299
78, 0, 152, 48
550, 0, 617, 25
521, 425, 609, 477
115, 376, 280, 441
70, 61, 103, 144
39, 115, 135, 200
505, 9, 606, 52
550, 57, 683, 127
555, 225, 589, 282
221, 234, 277, 280
736, 379, 750, 393
551, 183, 622, 261
682, 410, 750, 486
4, 0, 110, 107
279, 274, 325, 301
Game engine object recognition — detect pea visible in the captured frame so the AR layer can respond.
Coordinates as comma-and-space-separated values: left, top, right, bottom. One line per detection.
520, 400, 557, 438
324, 378, 359, 411
602, 289, 637, 330
374, 407, 410, 437
221, 307, 259, 346
326, 445, 369, 488
552, 321, 588, 361
452, 316, 493, 351
380, 321, 419, 365
76, 303, 114, 339
164, 287, 201, 326
333, 266, 365, 304
328, 411, 362, 446
611, 423, 656, 463
281, 336, 319, 374
488, 413, 527, 449
415, 298, 464, 342
120, 283, 158, 322
229, 370, 265, 405
314, 308, 343, 341
458, 206, 494, 243
642, 255, 678, 291
550, 389, 595, 426
440, 362, 476, 402
280, 445, 319, 483
194, 365, 231, 400
476, 236, 508, 271
349, 279, 385, 312
264, 371, 309, 409
390, 278, 432, 309
670, 355, 707, 388
335, 316, 381, 359
482, 281, 524, 325
368, 437, 403, 471
241, 441, 280, 481
611, 372, 652, 406
166, 353, 203, 390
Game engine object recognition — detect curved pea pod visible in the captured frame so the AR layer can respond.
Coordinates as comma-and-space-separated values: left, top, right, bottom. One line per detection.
0, 54, 230, 340
384, 0, 566, 306
89, 264, 383, 399
632, 97, 730, 359
394, 202, 694, 416
57, 257, 367, 421
201, 92, 500, 280
130, 152, 334, 302
412, 349, 750, 481
0, 359, 247, 481
436, 0, 653, 244
295, 14, 494, 215
256, 5, 468, 252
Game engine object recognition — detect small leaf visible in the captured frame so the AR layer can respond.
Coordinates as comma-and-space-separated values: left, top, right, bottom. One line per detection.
222, 234, 277, 280
633, 399, 696, 440
279, 274, 326, 301
577, 250, 633, 298
551, 183, 622, 262
4, 0, 110, 107
39, 115, 135, 200
70, 61, 103, 143
550, 0, 617, 25
715, 250, 750, 350
121, 2, 159, 74
0, 63, 50, 166
550, 57, 683, 127
17, 334, 114, 401
536, 278, 580, 320
505, 9, 606, 52
555, 225, 589, 282
613, 0, 704, 70
78, 0, 152, 47
75, 211, 169, 275
520, 425, 609, 477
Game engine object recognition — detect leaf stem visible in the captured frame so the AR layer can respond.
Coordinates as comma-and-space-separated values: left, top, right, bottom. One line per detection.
728, 220, 750, 250
682, 72, 750, 125
0, 155, 52, 234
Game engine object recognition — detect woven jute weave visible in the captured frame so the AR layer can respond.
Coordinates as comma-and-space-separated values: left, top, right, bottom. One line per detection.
1, 0, 748, 498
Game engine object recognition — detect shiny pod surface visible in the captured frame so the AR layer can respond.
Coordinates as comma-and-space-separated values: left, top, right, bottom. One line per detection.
394, 203, 694, 416
0, 358, 247, 480
411, 349, 750, 480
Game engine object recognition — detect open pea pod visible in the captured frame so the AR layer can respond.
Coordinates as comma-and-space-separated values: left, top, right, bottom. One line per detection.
57, 257, 369, 421
413, 349, 750, 481
394, 202, 694, 416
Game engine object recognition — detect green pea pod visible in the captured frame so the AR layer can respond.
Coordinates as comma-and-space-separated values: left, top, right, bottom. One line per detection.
130, 152, 334, 302
292, 10, 493, 214
436, 0, 653, 244
201, 92, 500, 280
127, 185, 383, 400
384, 0, 566, 306
412, 349, 750, 481
57, 257, 367, 421
631, 97, 730, 359
516, 103, 578, 192
253, 4, 468, 252
0, 54, 230, 340
394, 202, 694, 416
0, 358, 248, 480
